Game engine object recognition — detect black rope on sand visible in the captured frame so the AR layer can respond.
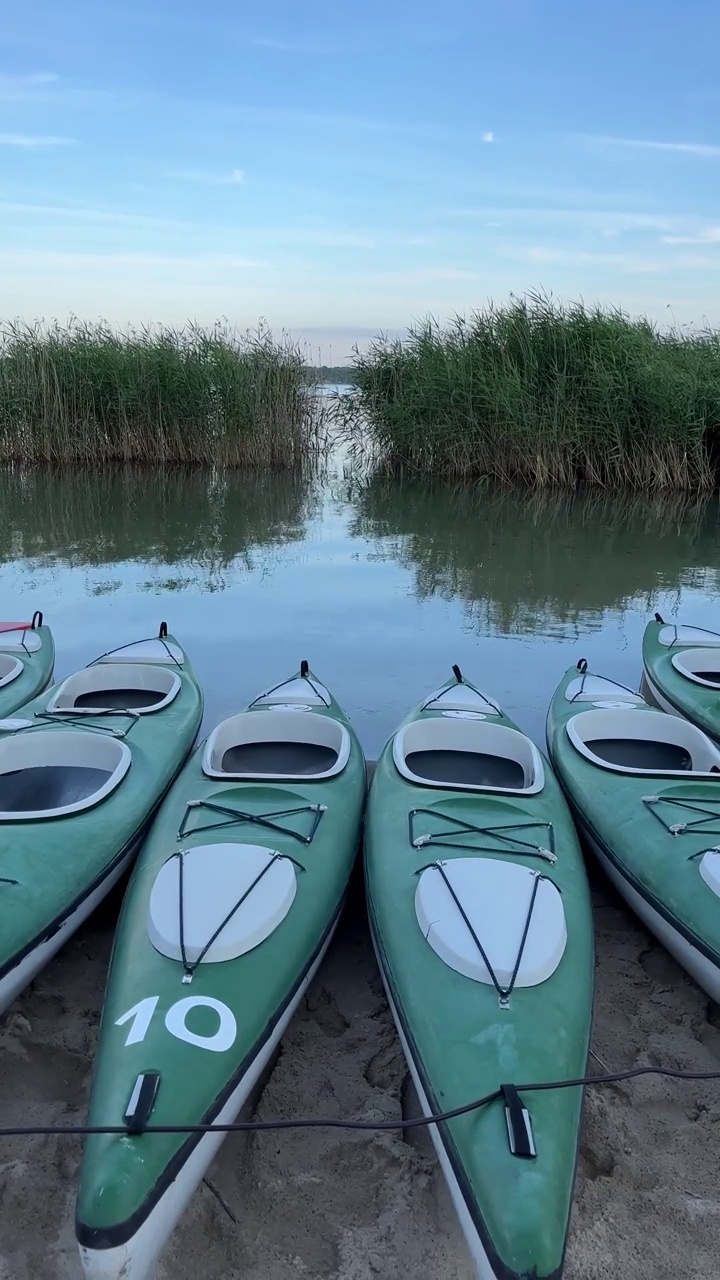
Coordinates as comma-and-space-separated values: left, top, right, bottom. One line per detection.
0, 1064, 719, 1138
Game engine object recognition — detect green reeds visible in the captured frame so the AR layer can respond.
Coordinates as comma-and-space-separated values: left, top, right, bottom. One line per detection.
0, 319, 320, 467
341, 294, 720, 489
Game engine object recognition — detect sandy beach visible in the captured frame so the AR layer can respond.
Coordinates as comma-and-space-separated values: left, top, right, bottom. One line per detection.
0, 861, 718, 1280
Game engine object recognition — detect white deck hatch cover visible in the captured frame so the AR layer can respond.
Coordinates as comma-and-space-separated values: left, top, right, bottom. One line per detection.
253, 676, 330, 707
147, 842, 297, 964
47, 662, 181, 715
0, 655, 23, 690
422, 682, 501, 715
95, 638, 184, 665
658, 625, 720, 649
564, 674, 645, 707
699, 850, 720, 901
415, 857, 567, 989
0, 628, 42, 653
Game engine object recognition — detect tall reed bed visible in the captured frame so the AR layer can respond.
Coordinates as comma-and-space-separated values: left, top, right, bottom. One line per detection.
0, 320, 320, 467
342, 295, 720, 489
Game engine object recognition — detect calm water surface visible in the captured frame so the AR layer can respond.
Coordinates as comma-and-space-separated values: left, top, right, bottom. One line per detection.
1, 464, 719, 758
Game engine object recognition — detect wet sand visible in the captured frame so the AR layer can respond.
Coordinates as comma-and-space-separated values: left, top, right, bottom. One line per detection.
0, 865, 718, 1280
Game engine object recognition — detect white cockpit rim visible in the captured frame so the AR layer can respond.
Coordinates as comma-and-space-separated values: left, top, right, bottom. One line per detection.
566, 707, 720, 776
0, 729, 131, 820
47, 662, 181, 715
699, 850, 720, 902
670, 648, 720, 690
203, 710, 350, 781
393, 718, 545, 794
0, 654, 23, 690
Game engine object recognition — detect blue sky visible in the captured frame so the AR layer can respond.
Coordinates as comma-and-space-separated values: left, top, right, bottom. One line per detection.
2, 0, 720, 354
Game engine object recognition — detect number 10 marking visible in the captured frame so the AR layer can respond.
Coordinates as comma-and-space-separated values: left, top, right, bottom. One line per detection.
115, 995, 237, 1053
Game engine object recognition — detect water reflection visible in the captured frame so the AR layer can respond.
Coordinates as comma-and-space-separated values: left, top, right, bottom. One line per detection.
0, 468, 316, 593
348, 480, 720, 635
1, 466, 719, 752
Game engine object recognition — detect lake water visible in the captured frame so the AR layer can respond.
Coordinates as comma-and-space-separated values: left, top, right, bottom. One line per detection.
1, 464, 719, 759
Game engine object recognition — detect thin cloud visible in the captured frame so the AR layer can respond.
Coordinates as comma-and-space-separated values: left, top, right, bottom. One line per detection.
662, 227, 720, 245
167, 167, 245, 186
0, 200, 194, 230
482, 131, 494, 143
513, 244, 720, 274
0, 249, 268, 270
0, 133, 76, 147
0, 72, 59, 102
583, 134, 720, 158
443, 206, 677, 235
516, 245, 663, 273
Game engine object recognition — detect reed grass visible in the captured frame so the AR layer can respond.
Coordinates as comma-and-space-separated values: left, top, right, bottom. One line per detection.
0, 319, 320, 467
341, 294, 720, 489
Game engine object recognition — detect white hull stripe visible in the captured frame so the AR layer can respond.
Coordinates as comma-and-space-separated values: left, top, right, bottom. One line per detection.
368, 913, 510, 1280
0, 840, 140, 1016
580, 823, 720, 1004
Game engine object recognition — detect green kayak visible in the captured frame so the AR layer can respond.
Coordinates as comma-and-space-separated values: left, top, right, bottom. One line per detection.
365, 669, 594, 1280
547, 660, 720, 1003
0, 625, 202, 1015
76, 665, 366, 1280
0, 613, 54, 721
642, 614, 720, 742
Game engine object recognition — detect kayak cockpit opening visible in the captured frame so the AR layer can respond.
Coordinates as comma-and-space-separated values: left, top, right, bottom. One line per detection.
0, 654, 23, 690
393, 719, 545, 794
0, 730, 131, 820
657, 624, 720, 649
670, 648, 720, 690
46, 663, 181, 715
203, 711, 350, 781
148, 842, 297, 971
567, 708, 720, 776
